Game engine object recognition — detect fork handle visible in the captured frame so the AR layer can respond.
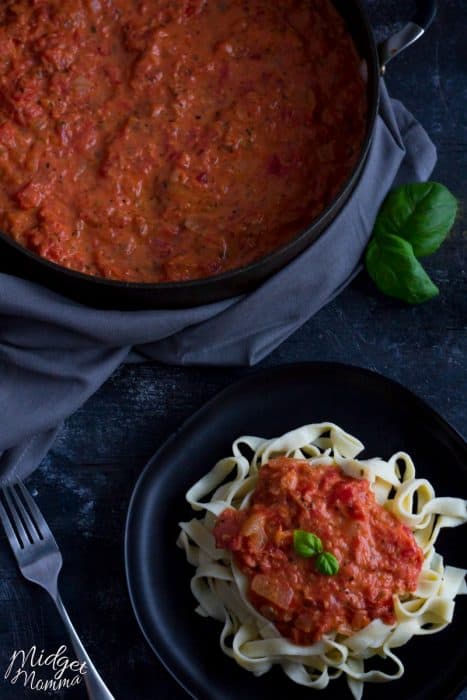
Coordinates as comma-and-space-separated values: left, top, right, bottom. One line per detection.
53, 593, 115, 700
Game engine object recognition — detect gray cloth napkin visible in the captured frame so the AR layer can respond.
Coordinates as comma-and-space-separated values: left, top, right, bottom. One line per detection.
0, 83, 436, 480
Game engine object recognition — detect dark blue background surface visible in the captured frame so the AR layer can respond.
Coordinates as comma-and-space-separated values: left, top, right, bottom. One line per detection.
0, 1, 465, 698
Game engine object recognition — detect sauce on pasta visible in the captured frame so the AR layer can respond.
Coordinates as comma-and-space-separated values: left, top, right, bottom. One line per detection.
0, 0, 366, 282
214, 457, 424, 644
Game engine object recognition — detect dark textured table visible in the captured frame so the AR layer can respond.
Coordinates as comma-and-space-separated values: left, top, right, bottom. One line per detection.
0, 1, 465, 699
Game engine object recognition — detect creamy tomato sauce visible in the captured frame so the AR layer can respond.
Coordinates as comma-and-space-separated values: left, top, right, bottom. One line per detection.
0, 0, 367, 283
214, 458, 424, 644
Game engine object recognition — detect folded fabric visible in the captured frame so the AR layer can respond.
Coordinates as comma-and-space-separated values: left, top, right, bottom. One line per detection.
0, 83, 436, 481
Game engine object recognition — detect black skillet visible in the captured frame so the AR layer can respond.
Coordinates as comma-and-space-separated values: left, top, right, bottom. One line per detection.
0, 1, 437, 309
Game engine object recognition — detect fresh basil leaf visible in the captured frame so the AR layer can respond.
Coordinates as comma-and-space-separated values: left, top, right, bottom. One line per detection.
293, 529, 323, 558
315, 552, 339, 576
365, 234, 439, 304
373, 182, 458, 258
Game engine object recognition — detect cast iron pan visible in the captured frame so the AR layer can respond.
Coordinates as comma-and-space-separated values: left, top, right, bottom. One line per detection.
125, 362, 467, 700
0, 1, 437, 308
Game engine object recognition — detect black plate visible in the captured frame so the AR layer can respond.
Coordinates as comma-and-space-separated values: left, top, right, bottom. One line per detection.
125, 362, 467, 700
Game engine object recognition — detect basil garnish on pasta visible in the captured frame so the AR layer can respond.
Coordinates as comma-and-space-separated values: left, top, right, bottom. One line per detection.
293, 529, 323, 557
316, 551, 339, 576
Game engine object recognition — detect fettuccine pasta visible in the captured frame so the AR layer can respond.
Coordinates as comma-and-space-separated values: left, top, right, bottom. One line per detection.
177, 423, 467, 699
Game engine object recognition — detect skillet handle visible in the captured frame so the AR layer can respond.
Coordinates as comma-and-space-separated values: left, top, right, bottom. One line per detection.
378, 0, 437, 73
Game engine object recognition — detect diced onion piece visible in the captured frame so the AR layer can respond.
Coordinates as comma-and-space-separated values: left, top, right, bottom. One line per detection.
251, 574, 294, 610
240, 513, 267, 550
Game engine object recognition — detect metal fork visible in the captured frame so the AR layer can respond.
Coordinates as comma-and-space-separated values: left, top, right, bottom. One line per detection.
0, 479, 114, 700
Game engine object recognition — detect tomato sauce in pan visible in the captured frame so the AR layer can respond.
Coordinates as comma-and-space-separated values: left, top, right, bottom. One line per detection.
0, 0, 367, 283
214, 458, 424, 644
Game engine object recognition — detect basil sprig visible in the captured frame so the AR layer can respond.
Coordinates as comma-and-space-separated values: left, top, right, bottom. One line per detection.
365, 182, 458, 304
293, 529, 339, 576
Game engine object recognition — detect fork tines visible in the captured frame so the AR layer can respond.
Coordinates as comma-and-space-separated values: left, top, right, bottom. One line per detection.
0, 481, 47, 550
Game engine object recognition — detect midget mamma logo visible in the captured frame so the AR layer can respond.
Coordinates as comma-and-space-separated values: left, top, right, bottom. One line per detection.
4, 645, 87, 692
